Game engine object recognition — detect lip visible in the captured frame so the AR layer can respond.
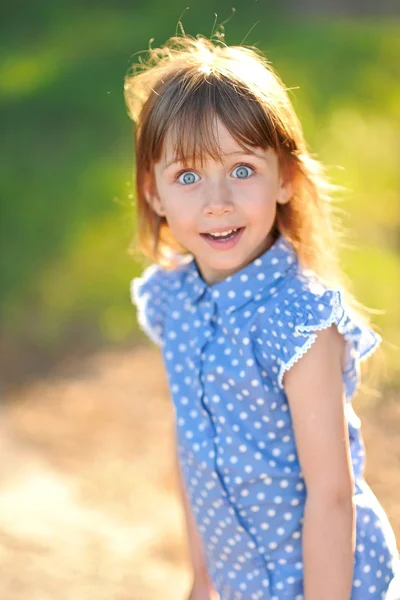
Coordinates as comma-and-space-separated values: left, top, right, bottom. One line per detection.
201, 226, 243, 234
200, 226, 245, 249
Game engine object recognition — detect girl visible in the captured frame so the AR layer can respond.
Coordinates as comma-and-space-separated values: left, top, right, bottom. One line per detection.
124, 34, 400, 600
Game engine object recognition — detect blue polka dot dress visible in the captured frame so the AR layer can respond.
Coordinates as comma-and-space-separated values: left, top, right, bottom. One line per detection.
131, 234, 400, 600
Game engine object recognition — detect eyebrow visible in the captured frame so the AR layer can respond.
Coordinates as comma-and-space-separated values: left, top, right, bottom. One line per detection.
163, 150, 266, 171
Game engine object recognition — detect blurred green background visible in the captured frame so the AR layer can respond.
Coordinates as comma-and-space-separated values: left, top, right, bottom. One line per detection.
1, 1, 399, 385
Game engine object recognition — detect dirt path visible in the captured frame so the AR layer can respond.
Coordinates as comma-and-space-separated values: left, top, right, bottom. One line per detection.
0, 344, 399, 599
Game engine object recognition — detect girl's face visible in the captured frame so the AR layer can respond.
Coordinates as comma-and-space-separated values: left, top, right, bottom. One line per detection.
149, 119, 292, 285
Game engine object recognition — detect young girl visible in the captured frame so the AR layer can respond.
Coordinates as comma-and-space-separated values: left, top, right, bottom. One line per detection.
124, 34, 400, 600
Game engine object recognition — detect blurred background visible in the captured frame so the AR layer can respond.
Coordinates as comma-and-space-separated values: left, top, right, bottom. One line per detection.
0, 1, 399, 598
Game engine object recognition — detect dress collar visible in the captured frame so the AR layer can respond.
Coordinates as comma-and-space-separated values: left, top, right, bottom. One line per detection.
183, 234, 298, 314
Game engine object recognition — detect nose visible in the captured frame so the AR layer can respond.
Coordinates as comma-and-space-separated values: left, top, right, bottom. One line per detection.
202, 179, 234, 216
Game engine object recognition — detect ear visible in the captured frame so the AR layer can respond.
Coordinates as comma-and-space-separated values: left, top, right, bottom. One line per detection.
143, 172, 166, 217
277, 180, 294, 205
277, 160, 295, 205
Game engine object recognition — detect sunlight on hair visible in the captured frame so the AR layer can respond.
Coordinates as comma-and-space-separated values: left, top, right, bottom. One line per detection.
198, 64, 212, 75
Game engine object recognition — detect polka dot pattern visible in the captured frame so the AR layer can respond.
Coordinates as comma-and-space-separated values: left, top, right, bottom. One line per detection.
132, 235, 399, 599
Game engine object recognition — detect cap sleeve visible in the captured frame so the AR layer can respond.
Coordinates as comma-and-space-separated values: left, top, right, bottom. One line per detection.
130, 264, 180, 347
277, 287, 381, 399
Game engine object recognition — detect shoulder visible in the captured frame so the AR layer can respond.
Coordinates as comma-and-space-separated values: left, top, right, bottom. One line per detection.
130, 259, 190, 346
279, 263, 339, 320
131, 261, 186, 300
253, 264, 381, 399
252, 264, 340, 348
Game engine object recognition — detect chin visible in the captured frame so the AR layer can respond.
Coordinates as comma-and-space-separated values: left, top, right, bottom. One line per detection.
206, 255, 245, 267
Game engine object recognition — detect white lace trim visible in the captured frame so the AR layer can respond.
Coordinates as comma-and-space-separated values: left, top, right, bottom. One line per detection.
278, 289, 343, 389
277, 333, 318, 390
277, 288, 380, 390
130, 274, 163, 347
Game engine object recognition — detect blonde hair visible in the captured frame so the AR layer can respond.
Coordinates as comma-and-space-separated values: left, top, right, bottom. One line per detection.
124, 33, 379, 338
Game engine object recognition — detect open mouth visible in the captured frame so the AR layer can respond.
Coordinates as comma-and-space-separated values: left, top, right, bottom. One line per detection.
200, 227, 244, 242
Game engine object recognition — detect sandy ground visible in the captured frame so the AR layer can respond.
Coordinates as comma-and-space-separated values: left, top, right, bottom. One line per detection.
0, 343, 399, 599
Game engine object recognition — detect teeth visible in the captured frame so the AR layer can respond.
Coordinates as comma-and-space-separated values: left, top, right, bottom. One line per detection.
209, 228, 237, 237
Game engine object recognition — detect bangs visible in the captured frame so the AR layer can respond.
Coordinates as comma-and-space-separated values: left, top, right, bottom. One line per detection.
147, 74, 283, 168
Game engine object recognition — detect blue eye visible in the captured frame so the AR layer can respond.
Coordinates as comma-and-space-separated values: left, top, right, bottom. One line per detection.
232, 165, 254, 179
178, 171, 200, 185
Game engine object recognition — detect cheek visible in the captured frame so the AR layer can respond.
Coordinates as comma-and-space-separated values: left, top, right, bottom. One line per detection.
162, 185, 198, 217
238, 177, 279, 204
241, 186, 278, 216
162, 198, 196, 233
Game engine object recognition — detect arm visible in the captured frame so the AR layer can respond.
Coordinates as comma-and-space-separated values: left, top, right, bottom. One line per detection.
175, 445, 219, 599
283, 325, 356, 600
